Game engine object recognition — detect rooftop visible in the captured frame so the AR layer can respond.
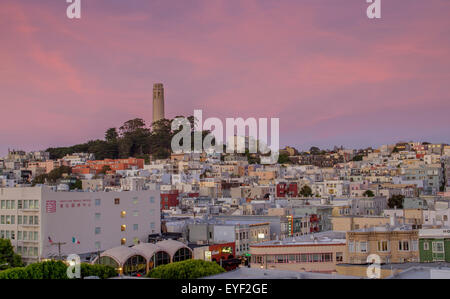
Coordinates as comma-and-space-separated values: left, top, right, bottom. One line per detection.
252, 231, 346, 247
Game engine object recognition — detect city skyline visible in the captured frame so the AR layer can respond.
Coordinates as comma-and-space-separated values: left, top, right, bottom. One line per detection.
1, 0, 450, 156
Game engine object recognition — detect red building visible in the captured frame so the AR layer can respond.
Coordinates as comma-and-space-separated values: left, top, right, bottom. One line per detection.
309, 214, 320, 233
276, 182, 298, 197
208, 242, 235, 262
160, 190, 179, 210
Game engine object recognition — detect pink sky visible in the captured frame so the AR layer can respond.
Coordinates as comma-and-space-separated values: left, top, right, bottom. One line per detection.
1, 0, 450, 155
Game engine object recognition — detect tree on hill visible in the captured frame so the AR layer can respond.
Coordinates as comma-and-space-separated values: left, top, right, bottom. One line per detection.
388, 194, 404, 209
299, 185, 313, 197
99, 165, 111, 175
309, 146, 320, 155
278, 153, 290, 164
45, 116, 212, 161
363, 190, 375, 197
352, 155, 364, 162
32, 165, 72, 186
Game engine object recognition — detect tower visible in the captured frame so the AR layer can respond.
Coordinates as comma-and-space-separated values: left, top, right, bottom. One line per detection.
152, 83, 165, 123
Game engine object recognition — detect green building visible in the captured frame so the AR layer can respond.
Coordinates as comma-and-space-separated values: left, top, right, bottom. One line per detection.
419, 229, 450, 262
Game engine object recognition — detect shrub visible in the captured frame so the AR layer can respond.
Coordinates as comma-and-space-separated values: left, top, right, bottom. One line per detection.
0, 260, 117, 279
147, 259, 226, 279
0, 267, 29, 279
25, 260, 68, 279
80, 263, 117, 279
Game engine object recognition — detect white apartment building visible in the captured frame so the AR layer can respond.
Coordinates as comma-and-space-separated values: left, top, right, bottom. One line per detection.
0, 186, 160, 264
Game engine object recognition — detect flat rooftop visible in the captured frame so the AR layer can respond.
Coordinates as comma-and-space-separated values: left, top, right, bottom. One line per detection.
252, 231, 346, 247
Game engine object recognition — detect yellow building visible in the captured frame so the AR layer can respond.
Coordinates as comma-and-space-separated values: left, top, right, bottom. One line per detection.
331, 215, 401, 231
346, 226, 419, 264
250, 231, 346, 273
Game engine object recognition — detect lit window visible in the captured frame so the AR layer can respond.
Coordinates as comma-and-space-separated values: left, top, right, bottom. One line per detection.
114, 198, 120, 205
121, 238, 126, 245
121, 225, 126, 232
121, 211, 126, 218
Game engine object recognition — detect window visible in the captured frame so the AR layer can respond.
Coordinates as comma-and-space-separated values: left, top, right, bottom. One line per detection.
114, 198, 120, 205
432, 241, 444, 253
132, 197, 138, 204
121, 211, 126, 218
95, 227, 101, 235
173, 248, 192, 262
133, 210, 139, 217
399, 240, 409, 251
95, 199, 101, 206
150, 196, 155, 203
423, 242, 430, 251
348, 241, 354, 252
150, 222, 155, 229
95, 242, 101, 250
121, 225, 126, 232
411, 240, 418, 251
95, 213, 101, 220
377, 241, 389, 252
121, 238, 126, 245
133, 224, 138, 231
336, 252, 343, 262
17, 200, 22, 209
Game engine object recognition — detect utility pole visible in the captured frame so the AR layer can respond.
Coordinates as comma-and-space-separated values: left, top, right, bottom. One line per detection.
51, 242, 67, 260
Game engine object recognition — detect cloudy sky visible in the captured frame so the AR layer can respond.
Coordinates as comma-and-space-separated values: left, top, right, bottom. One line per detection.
1, 0, 449, 155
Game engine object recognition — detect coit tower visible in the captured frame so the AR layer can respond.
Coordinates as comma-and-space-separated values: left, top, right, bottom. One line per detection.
152, 83, 165, 123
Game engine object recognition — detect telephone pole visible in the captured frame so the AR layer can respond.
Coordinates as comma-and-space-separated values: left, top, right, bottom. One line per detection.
51, 242, 67, 260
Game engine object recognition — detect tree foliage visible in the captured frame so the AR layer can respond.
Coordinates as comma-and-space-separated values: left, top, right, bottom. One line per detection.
299, 185, 313, 197
363, 190, 375, 197
0, 239, 24, 270
0, 260, 117, 279
31, 166, 72, 186
388, 194, 405, 209
45, 116, 211, 161
147, 259, 225, 279
277, 153, 290, 164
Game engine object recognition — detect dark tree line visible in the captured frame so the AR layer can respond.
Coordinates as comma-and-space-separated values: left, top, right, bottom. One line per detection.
45, 117, 211, 161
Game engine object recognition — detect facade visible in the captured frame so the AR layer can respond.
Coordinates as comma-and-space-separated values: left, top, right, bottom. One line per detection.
419, 228, 450, 262
331, 216, 393, 231
72, 158, 144, 175
346, 226, 419, 264
0, 186, 161, 264
160, 190, 179, 210
193, 242, 235, 262
249, 231, 346, 273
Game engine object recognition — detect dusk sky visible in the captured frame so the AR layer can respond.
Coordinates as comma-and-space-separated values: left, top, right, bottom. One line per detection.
1, 0, 450, 156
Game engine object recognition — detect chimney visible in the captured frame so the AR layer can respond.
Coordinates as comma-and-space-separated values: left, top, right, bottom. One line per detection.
390, 214, 397, 226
